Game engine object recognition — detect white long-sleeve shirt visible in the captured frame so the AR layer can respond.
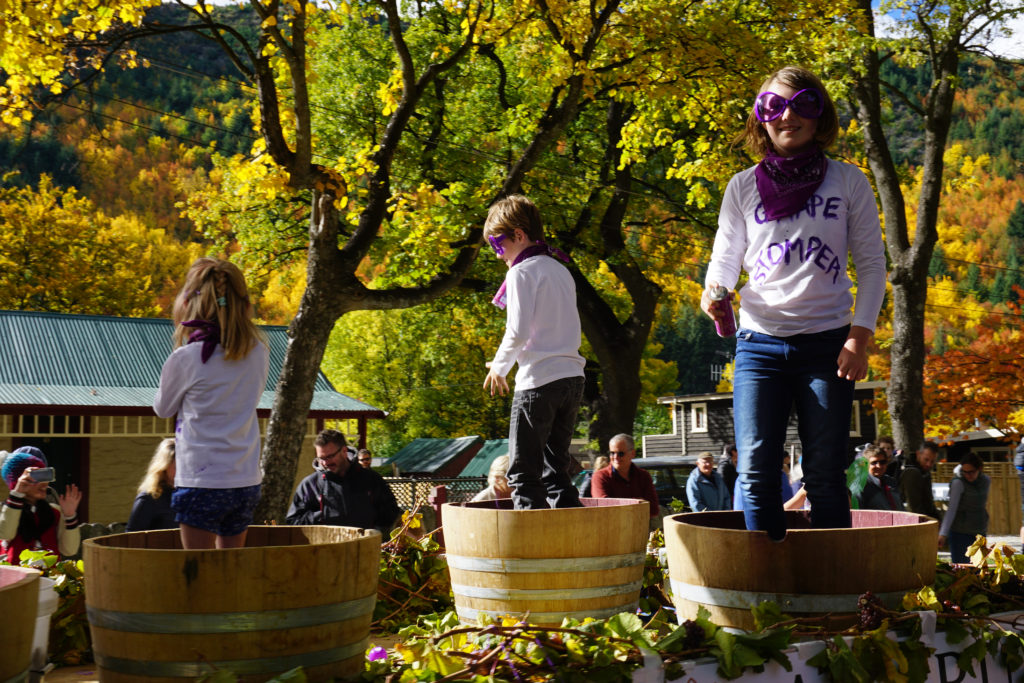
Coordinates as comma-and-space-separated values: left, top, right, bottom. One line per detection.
489, 255, 585, 391
705, 159, 887, 336
153, 341, 269, 489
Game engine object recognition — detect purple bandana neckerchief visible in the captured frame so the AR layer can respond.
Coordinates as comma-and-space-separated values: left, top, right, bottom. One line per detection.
181, 319, 220, 364
491, 242, 571, 310
754, 148, 827, 221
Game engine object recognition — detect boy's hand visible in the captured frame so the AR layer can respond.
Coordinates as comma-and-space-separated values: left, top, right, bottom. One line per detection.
483, 365, 509, 396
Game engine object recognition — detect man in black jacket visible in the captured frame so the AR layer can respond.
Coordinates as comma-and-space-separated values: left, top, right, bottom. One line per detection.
899, 441, 941, 520
286, 429, 400, 535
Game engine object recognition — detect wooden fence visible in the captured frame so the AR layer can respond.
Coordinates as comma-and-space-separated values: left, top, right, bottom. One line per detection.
933, 462, 1022, 535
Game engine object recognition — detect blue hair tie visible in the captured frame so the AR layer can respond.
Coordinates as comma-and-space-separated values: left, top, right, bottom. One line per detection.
217, 296, 227, 307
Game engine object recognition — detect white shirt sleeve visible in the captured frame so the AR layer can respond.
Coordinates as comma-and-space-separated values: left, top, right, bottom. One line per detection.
489, 268, 535, 378
704, 174, 746, 291
153, 349, 190, 418
845, 168, 888, 331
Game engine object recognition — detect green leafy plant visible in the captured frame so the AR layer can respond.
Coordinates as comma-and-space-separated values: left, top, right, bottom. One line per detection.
374, 511, 454, 632
1, 549, 91, 666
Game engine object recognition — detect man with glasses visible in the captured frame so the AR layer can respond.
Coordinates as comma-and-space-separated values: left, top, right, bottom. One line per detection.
286, 429, 400, 534
592, 434, 659, 519
855, 445, 903, 511
938, 454, 990, 564
357, 449, 374, 469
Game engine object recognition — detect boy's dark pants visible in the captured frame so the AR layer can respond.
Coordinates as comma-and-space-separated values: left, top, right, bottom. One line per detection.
507, 375, 585, 510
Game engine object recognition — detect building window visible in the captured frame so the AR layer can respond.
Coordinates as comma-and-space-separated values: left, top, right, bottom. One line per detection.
691, 403, 708, 433
849, 400, 862, 437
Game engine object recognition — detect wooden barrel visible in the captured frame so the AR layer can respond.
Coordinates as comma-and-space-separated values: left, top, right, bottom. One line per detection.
84, 525, 380, 682
665, 510, 937, 630
443, 498, 649, 625
0, 565, 40, 683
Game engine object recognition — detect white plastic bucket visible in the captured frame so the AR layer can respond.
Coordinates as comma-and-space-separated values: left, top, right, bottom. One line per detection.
31, 577, 58, 675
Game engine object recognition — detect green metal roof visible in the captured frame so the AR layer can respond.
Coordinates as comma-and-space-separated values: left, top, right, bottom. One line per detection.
384, 436, 484, 474
0, 310, 383, 417
458, 439, 508, 478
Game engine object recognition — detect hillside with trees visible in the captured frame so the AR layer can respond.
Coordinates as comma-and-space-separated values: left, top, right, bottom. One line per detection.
0, 1, 1021, 471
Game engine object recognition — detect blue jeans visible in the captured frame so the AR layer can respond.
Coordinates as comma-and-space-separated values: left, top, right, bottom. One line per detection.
507, 375, 585, 510
733, 326, 853, 540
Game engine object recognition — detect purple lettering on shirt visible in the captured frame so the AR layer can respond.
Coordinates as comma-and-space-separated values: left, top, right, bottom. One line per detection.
767, 242, 785, 265
824, 197, 841, 219
752, 255, 770, 283
827, 256, 842, 283
814, 243, 834, 270
804, 194, 824, 218
754, 203, 767, 224
784, 238, 804, 264
805, 236, 822, 261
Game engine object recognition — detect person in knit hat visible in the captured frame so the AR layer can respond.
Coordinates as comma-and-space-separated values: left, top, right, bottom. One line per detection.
0, 446, 81, 564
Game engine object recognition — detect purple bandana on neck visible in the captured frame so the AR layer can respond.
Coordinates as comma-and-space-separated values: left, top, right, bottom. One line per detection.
181, 319, 221, 363
491, 242, 571, 309
754, 148, 827, 221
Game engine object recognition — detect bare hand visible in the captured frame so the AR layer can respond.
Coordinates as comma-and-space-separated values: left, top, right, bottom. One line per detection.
59, 484, 82, 517
700, 282, 726, 323
836, 326, 872, 381
937, 534, 946, 549
483, 368, 509, 396
14, 468, 43, 495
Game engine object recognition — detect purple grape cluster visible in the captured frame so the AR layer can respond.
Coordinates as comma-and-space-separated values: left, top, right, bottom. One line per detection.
857, 591, 885, 630
680, 619, 705, 649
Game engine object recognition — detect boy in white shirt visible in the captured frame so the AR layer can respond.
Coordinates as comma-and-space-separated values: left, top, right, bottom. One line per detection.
483, 195, 586, 510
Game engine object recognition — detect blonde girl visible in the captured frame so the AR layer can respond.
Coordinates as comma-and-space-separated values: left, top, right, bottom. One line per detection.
153, 258, 269, 549
126, 438, 178, 531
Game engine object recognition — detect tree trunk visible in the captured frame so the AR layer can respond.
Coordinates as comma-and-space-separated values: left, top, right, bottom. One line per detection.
850, 0, 957, 452
256, 191, 347, 522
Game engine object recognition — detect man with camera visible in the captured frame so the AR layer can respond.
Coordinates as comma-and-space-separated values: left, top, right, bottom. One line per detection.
0, 446, 82, 563
286, 429, 400, 535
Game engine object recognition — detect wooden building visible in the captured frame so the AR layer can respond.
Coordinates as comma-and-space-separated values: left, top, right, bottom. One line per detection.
0, 310, 384, 523
642, 381, 885, 461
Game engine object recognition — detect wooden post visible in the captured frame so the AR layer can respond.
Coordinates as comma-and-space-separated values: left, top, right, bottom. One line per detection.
429, 485, 448, 546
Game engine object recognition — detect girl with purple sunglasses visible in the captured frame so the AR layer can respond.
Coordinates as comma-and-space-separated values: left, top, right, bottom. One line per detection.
699, 66, 887, 541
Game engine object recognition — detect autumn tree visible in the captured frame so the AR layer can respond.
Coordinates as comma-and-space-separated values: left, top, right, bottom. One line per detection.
0, 175, 199, 315
843, 0, 1024, 452
4, 0, 852, 517
923, 291, 1024, 438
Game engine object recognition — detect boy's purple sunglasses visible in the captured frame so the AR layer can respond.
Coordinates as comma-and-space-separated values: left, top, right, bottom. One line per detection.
754, 88, 824, 122
487, 234, 507, 256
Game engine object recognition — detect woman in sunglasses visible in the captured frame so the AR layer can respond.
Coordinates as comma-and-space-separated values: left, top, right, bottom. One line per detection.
700, 66, 887, 541
937, 454, 990, 564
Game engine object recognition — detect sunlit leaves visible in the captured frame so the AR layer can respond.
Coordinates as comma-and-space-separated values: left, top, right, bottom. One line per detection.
0, 175, 198, 316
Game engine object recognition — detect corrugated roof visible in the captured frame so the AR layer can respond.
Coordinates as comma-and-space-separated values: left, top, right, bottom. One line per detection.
0, 310, 382, 416
384, 436, 484, 474
458, 439, 508, 478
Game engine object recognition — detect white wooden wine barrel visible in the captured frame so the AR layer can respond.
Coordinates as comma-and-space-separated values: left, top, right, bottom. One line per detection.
665, 510, 937, 630
84, 525, 380, 682
443, 498, 649, 625
0, 565, 40, 683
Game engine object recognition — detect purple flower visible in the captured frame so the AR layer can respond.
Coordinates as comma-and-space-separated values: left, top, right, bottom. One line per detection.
367, 646, 388, 662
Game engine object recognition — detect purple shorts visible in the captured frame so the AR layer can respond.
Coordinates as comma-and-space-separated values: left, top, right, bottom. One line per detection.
171, 485, 261, 536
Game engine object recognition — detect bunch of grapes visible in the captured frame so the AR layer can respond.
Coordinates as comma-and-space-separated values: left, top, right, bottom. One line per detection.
857, 591, 886, 630
680, 619, 706, 650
